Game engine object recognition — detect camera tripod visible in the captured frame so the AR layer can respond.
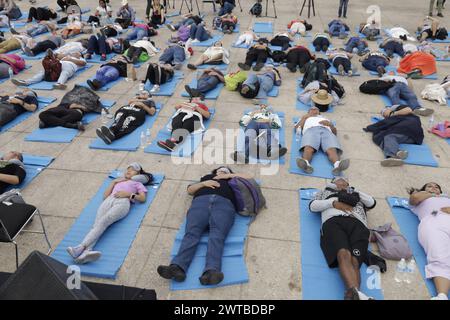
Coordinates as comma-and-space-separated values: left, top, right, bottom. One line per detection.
263, 0, 277, 18
299, 0, 315, 18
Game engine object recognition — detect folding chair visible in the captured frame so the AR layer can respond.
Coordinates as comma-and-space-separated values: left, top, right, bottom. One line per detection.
0, 202, 52, 269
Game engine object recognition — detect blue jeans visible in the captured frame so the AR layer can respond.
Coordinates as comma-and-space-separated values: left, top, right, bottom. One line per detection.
95, 66, 120, 87
386, 82, 421, 110
159, 46, 186, 65
362, 56, 388, 71
87, 35, 111, 55
190, 24, 210, 41
244, 120, 278, 158
174, 18, 195, 30
344, 37, 368, 54
380, 133, 415, 158
328, 19, 348, 37
27, 24, 48, 37
171, 194, 236, 273
126, 27, 147, 41
338, 0, 349, 17
218, 2, 235, 16
197, 75, 220, 93
243, 73, 274, 99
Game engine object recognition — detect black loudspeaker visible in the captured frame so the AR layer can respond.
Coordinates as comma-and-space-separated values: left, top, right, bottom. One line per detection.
0, 251, 98, 300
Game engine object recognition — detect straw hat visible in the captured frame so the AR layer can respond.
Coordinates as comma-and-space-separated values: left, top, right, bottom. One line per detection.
311, 89, 333, 106
122, 0, 128, 6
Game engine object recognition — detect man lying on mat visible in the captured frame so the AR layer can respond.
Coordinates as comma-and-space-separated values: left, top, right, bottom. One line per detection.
0, 151, 25, 194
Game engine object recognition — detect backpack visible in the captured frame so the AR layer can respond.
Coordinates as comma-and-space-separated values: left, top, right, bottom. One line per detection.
228, 177, 266, 216
224, 70, 248, 91
42, 54, 62, 82
212, 16, 222, 30
0, 189, 25, 204
249, 2, 262, 17
435, 27, 448, 40
370, 223, 413, 260
301, 61, 328, 87
359, 79, 394, 94
271, 50, 287, 63
326, 75, 345, 98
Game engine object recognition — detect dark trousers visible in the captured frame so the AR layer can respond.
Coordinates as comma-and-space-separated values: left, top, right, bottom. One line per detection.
28, 7, 52, 21
102, 26, 118, 38
87, 16, 100, 24
0, 103, 19, 127
245, 48, 269, 66
144, 63, 173, 85
270, 36, 291, 50
332, 57, 351, 72
362, 56, 388, 71
39, 106, 83, 128
87, 35, 111, 55
313, 37, 330, 51
110, 107, 146, 140
381, 41, 405, 57
286, 49, 312, 68
171, 195, 236, 273
170, 113, 200, 143
31, 40, 57, 56
57, 0, 78, 12
115, 18, 132, 29
338, 0, 349, 17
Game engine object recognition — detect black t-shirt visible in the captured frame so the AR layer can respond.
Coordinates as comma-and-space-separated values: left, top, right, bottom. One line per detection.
191, 15, 202, 24
0, 95, 38, 115
103, 61, 127, 77
225, 0, 236, 6
0, 162, 26, 194
193, 174, 237, 209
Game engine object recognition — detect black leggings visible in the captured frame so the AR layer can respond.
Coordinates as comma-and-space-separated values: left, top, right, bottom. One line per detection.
39, 106, 83, 128
286, 49, 312, 68
32, 40, 57, 56
115, 18, 132, 29
332, 57, 351, 72
87, 16, 100, 24
245, 48, 269, 66
57, 0, 79, 12
110, 107, 146, 140
170, 113, 201, 143
270, 36, 291, 50
312, 37, 330, 52
222, 21, 236, 32
28, 7, 56, 21
144, 64, 174, 85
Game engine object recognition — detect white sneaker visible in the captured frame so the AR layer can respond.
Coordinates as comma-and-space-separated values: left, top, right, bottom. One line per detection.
332, 159, 350, 175
357, 290, 375, 300
191, 39, 200, 43
431, 293, 448, 300
150, 84, 160, 93
296, 158, 314, 174
67, 245, 85, 259
75, 250, 102, 264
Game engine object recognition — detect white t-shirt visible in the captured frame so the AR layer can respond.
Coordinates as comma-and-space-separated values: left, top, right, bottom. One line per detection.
302, 116, 332, 134
55, 42, 86, 55
96, 5, 112, 17
380, 75, 408, 85
60, 57, 85, 74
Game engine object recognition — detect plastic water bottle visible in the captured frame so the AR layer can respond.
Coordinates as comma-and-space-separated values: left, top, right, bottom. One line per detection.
428, 114, 435, 131
405, 258, 416, 285
138, 82, 145, 94
145, 128, 151, 145
295, 128, 301, 143
394, 258, 407, 283
140, 131, 146, 149
8, 67, 13, 80
101, 108, 108, 124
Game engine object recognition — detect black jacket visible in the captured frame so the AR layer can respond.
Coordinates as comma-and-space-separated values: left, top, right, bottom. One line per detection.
364, 114, 424, 146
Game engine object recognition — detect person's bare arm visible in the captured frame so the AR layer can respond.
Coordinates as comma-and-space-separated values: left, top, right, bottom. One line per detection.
187, 180, 220, 195
104, 178, 125, 199
9, 98, 38, 112
194, 106, 211, 119
295, 114, 309, 130
319, 120, 337, 135
134, 192, 146, 203
0, 173, 20, 185
134, 102, 156, 116
409, 191, 433, 206
390, 107, 413, 116
214, 173, 253, 180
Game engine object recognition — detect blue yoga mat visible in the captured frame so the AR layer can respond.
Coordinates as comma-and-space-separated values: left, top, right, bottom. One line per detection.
170, 214, 251, 290
236, 110, 286, 164
24, 100, 116, 143
86, 53, 117, 63
386, 197, 438, 297
20, 52, 46, 60
434, 49, 450, 61
3, 154, 54, 192
144, 71, 184, 96
379, 95, 407, 107
370, 116, 439, 167
289, 117, 336, 179
369, 65, 439, 80
299, 189, 385, 300
144, 108, 215, 157
51, 172, 165, 279
181, 76, 224, 100
27, 65, 93, 90
296, 81, 335, 112
0, 96, 56, 133
253, 22, 273, 34
196, 62, 228, 70
329, 65, 360, 76
0, 22, 26, 32
89, 103, 163, 151
191, 34, 224, 47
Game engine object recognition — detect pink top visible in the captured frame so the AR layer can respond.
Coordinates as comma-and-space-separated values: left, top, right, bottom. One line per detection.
133, 23, 149, 30
112, 180, 147, 196
411, 196, 450, 221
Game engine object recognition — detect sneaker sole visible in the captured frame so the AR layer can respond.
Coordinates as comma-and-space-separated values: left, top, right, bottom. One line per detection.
100, 126, 115, 143
199, 272, 224, 286
296, 158, 313, 174
75, 252, 101, 264
96, 128, 111, 145
332, 159, 350, 175
157, 141, 174, 152
396, 151, 408, 160
414, 109, 434, 116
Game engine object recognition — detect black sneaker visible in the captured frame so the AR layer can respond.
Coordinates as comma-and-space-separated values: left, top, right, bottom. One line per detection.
157, 139, 177, 151
10, 27, 19, 35
76, 121, 85, 131
184, 85, 201, 98
96, 127, 112, 144
87, 79, 100, 91
100, 125, 115, 142
39, 120, 46, 129
437, 13, 444, 17
157, 264, 186, 282
199, 270, 224, 286
187, 63, 197, 70
238, 62, 251, 70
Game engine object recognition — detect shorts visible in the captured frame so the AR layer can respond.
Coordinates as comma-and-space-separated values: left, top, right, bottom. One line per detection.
320, 216, 370, 268
300, 126, 342, 154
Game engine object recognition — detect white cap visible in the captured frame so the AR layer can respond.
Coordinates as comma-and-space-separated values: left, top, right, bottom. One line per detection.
122, 0, 128, 6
